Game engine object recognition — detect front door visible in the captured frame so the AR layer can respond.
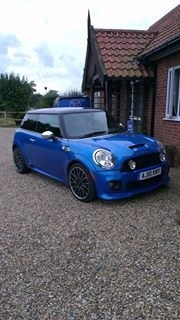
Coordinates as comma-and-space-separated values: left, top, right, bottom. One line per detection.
29, 114, 68, 181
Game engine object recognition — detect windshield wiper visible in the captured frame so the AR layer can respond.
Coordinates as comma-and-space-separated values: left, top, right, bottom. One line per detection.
108, 127, 124, 133
80, 130, 107, 138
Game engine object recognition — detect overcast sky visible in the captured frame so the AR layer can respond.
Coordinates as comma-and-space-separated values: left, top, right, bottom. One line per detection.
0, 0, 179, 95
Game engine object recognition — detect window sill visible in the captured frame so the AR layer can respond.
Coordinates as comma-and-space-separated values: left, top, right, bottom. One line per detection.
163, 118, 180, 122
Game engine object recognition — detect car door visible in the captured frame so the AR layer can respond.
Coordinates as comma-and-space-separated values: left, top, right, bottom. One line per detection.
29, 113, 69, 181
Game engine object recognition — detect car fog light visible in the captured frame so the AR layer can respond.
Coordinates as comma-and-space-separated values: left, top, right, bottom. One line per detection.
160, 152, 166, 162
108, 180, 122, 191
128, 160, 136, 170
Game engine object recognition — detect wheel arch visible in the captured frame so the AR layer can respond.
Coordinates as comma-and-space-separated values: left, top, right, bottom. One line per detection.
67, 158, 96, 182
68, 161, 97, 202
12, 144, 30, 170
12, 144, 18, 151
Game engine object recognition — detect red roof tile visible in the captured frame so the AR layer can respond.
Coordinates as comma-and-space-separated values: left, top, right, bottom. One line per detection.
148, 4, 180, 31
141, 19, 180, 57
83, 5, 179, 86
94, 29, 156, 78
140, 5, 180, 57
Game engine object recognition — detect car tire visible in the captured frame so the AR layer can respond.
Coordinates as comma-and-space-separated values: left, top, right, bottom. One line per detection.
13, 147, 30, 174
68, 163, 96, 202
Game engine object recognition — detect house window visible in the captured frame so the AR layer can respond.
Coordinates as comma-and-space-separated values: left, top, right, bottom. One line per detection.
166, 66, 180, 120
94, 91, 104, 109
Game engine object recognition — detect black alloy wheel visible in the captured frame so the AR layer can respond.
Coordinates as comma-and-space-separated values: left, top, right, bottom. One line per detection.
13, 148, 30, 174
69, 163, 96, 202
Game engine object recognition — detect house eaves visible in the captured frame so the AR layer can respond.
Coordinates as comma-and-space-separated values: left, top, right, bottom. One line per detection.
139, 7, 180, 63
139, 36, 180, 63
138, 20, 180, 63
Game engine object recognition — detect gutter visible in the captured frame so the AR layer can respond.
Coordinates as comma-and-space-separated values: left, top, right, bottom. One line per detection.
138, 36, 180, 63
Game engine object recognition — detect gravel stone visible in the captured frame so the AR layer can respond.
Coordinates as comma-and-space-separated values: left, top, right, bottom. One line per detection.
0, 127, 179, 319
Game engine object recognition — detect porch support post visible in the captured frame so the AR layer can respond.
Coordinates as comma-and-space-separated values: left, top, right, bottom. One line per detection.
130, 80, 135, 131
105, 80, 112, 113
130, 80, 135, 121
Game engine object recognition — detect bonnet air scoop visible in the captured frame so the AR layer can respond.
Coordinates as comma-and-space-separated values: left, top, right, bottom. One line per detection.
129, 143, 145, 149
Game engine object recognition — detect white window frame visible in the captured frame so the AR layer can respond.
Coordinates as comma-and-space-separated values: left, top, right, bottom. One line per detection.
165, 65, 180, 120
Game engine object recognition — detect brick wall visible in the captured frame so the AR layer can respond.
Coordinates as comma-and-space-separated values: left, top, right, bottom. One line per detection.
154, 53, 180, 166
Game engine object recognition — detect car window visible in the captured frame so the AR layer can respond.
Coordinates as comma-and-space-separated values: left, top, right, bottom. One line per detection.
36, 114, 61, 137
21, 114, 39, 131
62, 111, 124, 138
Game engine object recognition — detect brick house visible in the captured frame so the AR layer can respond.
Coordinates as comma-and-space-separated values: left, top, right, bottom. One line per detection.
82, 5, 180, 165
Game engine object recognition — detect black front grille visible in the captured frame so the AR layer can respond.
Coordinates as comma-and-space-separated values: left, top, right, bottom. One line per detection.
121, 153, 161, 172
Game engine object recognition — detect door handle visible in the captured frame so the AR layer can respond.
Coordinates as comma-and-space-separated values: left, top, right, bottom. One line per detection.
30, 138, 35, 142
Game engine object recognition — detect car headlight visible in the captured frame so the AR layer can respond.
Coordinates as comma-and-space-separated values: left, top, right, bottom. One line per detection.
93, 149, 114, 169
157, 140, 167, 161
128, 160, 136, 170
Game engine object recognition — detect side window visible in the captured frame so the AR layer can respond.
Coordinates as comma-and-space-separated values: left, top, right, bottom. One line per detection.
36, 114, 61, 137
21, 114, 38, 131
166, 66, 180, 119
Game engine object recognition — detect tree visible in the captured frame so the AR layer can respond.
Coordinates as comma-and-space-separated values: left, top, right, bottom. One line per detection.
0, 72, 36, 112
60, 88, 82, 97
32, 88, 82, 109
39, 90, 59, 108
30, 93, 43, 109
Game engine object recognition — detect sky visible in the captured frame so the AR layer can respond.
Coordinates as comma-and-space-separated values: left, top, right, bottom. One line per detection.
0, 0, 179, 95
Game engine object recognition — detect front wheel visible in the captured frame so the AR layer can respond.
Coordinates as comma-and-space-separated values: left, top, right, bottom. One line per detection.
68, 163, 96, 202
13, 148, 30, 174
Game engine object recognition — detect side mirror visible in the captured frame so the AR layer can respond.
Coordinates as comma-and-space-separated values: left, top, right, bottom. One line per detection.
41, 130, 55, 140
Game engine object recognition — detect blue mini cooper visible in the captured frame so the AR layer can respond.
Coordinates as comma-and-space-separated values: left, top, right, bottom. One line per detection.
12, 107, 170, 202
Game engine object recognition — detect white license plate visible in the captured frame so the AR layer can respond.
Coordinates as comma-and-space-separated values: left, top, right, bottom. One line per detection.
139, 167, 162, 180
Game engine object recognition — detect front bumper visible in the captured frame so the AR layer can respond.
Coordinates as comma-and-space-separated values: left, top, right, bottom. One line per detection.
92, 163, 170, 200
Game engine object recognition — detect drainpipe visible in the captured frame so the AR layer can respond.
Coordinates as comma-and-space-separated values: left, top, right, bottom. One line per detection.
105, 80, 108, 111
130, 80, 134, 120
129, 80, 135, 132
151, 67, 157, 136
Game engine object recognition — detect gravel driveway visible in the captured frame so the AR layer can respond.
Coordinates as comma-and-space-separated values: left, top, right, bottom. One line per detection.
0, 127, 179, 320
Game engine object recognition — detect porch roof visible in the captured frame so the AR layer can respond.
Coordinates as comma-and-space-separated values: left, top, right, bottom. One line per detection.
94, 28, 156, 78
82, 5, 180, 92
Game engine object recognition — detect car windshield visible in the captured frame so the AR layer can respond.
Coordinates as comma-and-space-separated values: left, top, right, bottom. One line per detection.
62, 110, 124, 139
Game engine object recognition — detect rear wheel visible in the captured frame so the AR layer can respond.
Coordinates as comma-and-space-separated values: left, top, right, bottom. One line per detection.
68, 163, 96, 202
13, 148, 30, 174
